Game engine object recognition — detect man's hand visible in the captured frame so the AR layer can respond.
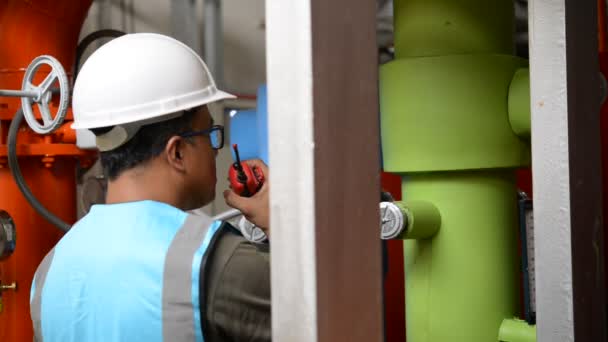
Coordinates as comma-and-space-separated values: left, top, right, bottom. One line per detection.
224, 159, 270, 235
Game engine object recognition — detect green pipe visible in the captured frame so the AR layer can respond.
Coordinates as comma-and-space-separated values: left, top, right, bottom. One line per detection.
393, 0, 515, 58
508, 68, 531, 140
498, 318, 537, 342
397, 200, 441, 240
381, 55, 530, 173
380, 0, 531, 341
403, 172, 520, 341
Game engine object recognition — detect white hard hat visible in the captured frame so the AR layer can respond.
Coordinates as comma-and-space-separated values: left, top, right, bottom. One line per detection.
71, 33, 235, 150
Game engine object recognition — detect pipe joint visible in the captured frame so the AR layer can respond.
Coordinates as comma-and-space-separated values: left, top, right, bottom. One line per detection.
508, 68, 531, 140
381, 200, 441, 240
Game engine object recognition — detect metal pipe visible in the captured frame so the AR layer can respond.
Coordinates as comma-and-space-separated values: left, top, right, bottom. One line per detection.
203, 0, 223, 87
171, 0, 199, 53
96, 0, 112, 49
0, 90, 38, 98
128, 0, 135, 33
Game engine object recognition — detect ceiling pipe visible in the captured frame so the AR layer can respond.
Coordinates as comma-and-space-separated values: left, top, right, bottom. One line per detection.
204, 0, 224, 87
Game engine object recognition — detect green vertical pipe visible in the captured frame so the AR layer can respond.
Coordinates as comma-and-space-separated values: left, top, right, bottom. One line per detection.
393, 0, 515, 58
381, 1, 530, 341
403, 172, 519, 341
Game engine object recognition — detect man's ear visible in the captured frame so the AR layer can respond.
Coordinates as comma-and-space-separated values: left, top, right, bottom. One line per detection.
165, 136, 187, 171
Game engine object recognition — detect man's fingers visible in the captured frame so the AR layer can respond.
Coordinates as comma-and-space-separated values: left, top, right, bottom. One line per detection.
250, 181, 268, 199
244, 159, 265, 168
223, 189, 250, 213
223, 189, 239, 207
244, 159, 269, 175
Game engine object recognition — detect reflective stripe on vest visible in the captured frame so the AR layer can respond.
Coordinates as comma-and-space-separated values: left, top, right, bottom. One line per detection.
162, 213, 213, 341
31, 249, 56, 342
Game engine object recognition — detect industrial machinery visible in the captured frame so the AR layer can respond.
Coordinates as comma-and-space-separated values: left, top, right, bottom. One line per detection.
0, 2, 94, 340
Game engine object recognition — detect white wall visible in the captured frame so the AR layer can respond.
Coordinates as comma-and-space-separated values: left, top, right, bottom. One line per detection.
76, 0, 266, 217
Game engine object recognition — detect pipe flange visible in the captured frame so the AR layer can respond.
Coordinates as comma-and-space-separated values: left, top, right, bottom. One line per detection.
0, 211, 16, 260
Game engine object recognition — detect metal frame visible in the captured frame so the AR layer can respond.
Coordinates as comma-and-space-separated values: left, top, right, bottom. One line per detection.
529, 0, 607, 340
266, 0, 383, 341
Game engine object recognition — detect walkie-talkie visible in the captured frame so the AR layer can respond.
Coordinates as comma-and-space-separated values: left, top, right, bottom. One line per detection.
228, 144, 265, 197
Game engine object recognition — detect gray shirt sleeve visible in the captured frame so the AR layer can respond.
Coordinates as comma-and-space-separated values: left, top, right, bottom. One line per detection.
202, 226, 271, 342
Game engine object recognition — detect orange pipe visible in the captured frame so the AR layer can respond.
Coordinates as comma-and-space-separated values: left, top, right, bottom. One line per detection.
0, 1, 93, 341
0, 0, 92, 119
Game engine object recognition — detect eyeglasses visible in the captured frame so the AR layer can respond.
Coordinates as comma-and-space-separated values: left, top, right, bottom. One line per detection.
179, 125, 224, 150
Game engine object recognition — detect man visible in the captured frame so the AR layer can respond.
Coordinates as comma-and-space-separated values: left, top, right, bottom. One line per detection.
29, 33, 271, 341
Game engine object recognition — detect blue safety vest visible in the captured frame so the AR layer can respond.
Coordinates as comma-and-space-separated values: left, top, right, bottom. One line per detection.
30, 200, 223, 342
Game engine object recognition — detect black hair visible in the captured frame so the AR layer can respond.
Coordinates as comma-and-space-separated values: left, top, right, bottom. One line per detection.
91, 109, 197, 180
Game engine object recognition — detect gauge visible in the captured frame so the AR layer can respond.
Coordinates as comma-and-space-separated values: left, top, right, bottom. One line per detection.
380, 202, 407, 240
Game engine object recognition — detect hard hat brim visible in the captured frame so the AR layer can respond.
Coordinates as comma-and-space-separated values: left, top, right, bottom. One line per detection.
71, 89, 236, 130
